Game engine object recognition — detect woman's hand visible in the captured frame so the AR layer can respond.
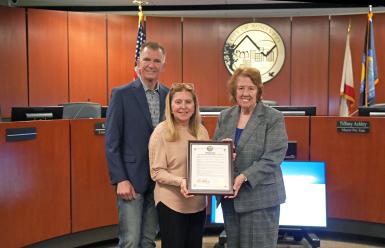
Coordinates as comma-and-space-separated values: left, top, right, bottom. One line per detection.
225, 174, 247, 199
180, 179, 194, 198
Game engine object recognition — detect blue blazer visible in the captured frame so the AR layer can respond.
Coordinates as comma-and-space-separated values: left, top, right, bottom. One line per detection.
105, 79, 169, 194
214, 103, 288, 212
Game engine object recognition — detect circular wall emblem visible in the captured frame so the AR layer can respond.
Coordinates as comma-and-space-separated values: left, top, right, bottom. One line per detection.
223, 22, 285, 83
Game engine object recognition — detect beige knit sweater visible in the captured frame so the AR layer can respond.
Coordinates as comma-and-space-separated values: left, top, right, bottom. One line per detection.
149, 121, 209, 214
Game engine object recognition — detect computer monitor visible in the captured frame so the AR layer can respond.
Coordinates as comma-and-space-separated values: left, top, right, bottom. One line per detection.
61, 102, 101, 119
358, 103, 385, 116
11, 106, 63, 121
272, 106, 316, 116
200, 106, 228, 116
210, 161, 327, 228
262, 100, 278, 106
200, 106, 316, 116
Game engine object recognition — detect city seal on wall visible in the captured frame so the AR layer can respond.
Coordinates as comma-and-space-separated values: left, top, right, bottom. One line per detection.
223, 22, 285, 83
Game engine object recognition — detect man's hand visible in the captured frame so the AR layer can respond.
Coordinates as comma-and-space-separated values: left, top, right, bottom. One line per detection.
117, 180, 137, 201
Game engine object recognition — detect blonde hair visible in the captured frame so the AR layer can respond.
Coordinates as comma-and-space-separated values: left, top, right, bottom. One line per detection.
164, 83, 203, 141
228, 67, 263, 104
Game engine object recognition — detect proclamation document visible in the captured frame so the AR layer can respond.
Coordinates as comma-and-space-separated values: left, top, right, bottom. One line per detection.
187, 141, 233, 195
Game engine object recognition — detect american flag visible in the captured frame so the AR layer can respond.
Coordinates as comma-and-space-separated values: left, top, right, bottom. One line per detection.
134, 11, 146, 78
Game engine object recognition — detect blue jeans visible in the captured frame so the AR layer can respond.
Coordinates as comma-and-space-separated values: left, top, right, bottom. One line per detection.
117, 191, 158, 248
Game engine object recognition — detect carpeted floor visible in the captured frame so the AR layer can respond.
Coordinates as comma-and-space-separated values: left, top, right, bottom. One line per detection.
82, 233, 385, 248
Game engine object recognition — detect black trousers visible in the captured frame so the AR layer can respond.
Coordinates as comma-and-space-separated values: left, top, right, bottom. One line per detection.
156, 202, 206, 248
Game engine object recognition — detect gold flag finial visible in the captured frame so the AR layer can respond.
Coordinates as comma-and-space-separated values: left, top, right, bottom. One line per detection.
368, 5, 373, 20
133, 0, 149, 13
347, 18, 351, 33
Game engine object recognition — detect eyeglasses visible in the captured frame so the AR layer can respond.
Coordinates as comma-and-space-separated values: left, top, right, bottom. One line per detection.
171, 83, 195, 91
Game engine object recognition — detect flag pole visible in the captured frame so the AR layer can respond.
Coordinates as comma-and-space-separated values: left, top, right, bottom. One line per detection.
367, 5, 372, 106
132, 0, 148, 79
364, 5, 371, 106
349, 109, 359, 116
366, 5, 372, 106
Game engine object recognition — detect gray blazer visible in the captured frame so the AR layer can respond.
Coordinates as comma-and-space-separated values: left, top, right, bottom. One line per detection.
213, 103, 288, 213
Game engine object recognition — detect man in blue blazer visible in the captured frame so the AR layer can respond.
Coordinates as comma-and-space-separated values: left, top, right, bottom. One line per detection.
105, 41, 169, 248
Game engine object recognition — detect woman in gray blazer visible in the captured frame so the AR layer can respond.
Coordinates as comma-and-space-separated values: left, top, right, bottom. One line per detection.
213, 67, 288, 248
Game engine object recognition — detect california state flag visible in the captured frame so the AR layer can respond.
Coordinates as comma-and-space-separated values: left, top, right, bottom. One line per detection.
339, 29, 355, 116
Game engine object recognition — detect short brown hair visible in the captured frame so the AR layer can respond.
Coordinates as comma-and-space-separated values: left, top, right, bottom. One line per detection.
140, 41, 165, 60
228, 67, 263, 104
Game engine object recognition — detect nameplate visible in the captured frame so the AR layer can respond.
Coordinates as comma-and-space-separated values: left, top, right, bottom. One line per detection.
94, 122, 105, 135
337, 121, 370, 133
6, 127, 37, 142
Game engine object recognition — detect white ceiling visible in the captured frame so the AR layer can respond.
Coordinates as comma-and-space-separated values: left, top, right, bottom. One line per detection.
1, 0, 385, 17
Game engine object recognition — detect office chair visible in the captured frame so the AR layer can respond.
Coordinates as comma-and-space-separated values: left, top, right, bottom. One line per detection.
60, 102, 101, 119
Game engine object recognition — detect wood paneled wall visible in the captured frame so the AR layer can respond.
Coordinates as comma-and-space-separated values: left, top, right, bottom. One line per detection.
1, 6, 385, 117
182, 18, 216, 106
70, 119, 117, 232
147, 16, 183, 88
107, 14, 137, 98
0, 7, 28, 117
291, 16, 329, 115
310, 116, 385, 224
183, 18, 240, 106
28, 9, 69, 106
0, 120, 70, 247
68, 12, 107, 105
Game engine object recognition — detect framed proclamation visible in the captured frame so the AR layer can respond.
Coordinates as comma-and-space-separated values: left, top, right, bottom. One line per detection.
187, 140, 234, 195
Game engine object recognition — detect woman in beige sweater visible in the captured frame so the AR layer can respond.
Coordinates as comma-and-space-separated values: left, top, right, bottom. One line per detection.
149, 83, 209, 248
